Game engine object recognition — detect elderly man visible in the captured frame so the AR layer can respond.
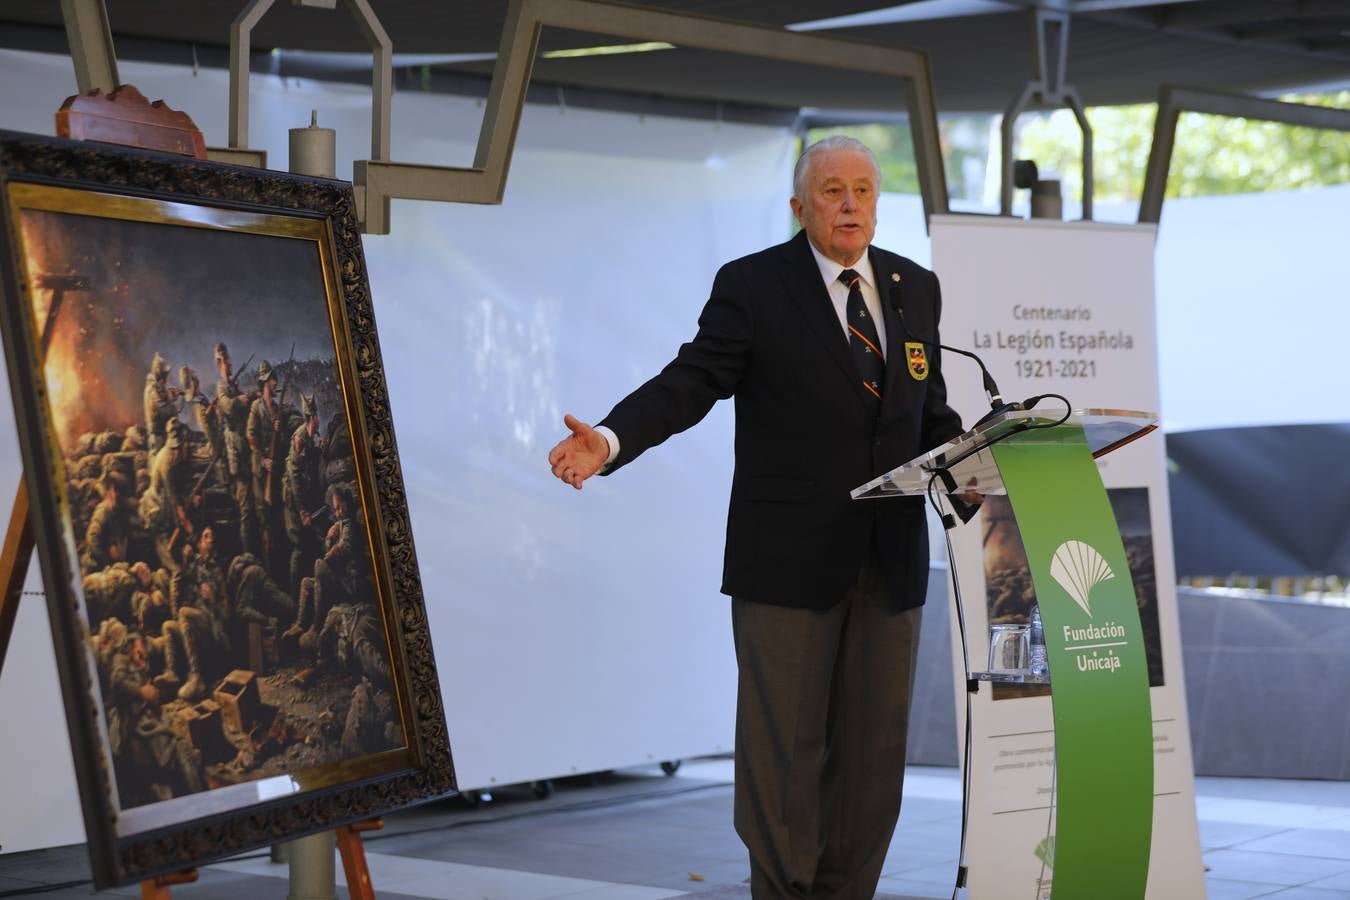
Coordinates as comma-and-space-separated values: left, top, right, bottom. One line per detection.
548, 137, 967, 899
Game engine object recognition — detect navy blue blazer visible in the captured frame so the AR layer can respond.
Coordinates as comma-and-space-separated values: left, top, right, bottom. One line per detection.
600, 229, 965, 610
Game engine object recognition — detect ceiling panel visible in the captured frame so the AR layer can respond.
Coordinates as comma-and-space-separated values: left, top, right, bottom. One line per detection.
0, 1, 900, 53
0, 1, 1344, 115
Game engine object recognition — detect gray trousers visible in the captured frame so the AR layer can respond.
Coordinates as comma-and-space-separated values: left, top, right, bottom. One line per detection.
732, 556, 923, 900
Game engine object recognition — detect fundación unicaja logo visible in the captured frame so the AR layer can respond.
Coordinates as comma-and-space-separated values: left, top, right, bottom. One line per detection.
1048, 540, 1129, 673
1049, 540, 1114, 617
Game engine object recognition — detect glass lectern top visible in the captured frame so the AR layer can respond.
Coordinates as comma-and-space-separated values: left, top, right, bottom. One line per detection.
851, 408, 1157, 500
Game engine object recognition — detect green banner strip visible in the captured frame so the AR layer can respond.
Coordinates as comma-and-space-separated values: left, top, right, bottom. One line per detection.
992, 424, 1153, 900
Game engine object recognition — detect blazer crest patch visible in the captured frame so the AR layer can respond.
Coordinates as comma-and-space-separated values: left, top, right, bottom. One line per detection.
905, 341, 929, 381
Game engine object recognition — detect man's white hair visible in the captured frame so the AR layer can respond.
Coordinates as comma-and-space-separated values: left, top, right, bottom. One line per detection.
792, 136, 881, 199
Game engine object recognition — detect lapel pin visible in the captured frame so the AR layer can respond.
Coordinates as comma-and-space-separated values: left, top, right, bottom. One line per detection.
891, 273, 901, 283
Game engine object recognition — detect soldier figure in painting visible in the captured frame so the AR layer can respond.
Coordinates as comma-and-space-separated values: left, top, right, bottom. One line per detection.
182, 363, 226, 484
83, 562, 141, 628
81, 475, 133, 572
298, 601, 398, 756
283, 394, 326, 597
224, 552, 292, 631
138, 420, 200, 572
143, 352, 182, 453
247, 360, 295, 582
178, 526, 226, 617
187, 523, 226, 609
215, 342, 258, 558
98, 620, 205, 804
128, 560, 173, 636
156, 528, 231, 702
295, 482, 371, 653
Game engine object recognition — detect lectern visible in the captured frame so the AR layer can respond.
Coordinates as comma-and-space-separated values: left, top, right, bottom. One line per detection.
854, 408, 1157, 900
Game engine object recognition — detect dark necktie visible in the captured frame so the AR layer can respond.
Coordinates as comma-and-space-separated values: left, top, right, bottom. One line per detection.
839, 268, 885, 405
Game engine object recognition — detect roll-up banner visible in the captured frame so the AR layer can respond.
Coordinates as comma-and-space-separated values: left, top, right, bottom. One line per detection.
929, 216, 1205, 900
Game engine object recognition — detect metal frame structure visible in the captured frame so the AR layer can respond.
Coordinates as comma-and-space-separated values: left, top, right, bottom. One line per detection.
1139, 85, 1350, 224
999, 8, 1094, 220
346, 0, 949, 234
61, 0, 951, 235
225, 0, 391, 172
58, 0, 118, 94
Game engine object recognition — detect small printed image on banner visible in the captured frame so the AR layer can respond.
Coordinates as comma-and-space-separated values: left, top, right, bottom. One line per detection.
981, 487, 1165, 699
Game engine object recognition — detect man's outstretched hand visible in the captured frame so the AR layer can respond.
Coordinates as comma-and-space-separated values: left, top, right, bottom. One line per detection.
548, 414, 610, 490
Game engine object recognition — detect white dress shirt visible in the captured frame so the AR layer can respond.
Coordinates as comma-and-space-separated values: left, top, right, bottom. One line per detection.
595, 239, 883, 466
805, 240, 887, 360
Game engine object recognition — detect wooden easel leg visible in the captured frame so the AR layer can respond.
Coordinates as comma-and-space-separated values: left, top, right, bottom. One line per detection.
0, 480, 35, 680
2, 291, 61, 679
336, 818, 384, 900
139, 868, 198, 899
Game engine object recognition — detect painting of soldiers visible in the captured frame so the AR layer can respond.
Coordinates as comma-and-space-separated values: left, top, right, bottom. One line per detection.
5, 189, 413, 817
0, 132, 452, 890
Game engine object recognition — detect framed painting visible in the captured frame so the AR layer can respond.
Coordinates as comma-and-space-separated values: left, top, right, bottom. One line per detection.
0, 130, 454, 887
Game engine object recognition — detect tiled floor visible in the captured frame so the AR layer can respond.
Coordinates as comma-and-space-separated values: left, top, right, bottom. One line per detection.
3, 760, 1350, 898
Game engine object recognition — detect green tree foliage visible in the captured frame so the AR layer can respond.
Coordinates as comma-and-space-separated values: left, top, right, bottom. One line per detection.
805, 123, 919, 194
807, 91, 1350, 204
804, 118, 993, 200
1016, 91, 1350, 201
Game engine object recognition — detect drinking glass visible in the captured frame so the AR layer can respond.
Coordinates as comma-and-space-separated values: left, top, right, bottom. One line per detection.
988, 623, 1030, 675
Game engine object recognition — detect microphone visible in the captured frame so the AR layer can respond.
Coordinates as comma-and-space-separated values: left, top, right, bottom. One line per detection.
888, 285, 1023, 426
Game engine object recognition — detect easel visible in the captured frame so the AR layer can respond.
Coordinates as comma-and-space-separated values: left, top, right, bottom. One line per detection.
0, 84, 381, 900
337, 818, 384, 900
